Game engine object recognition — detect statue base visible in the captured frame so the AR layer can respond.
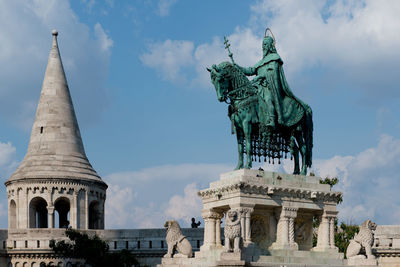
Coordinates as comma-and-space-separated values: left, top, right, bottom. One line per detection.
159, 169, 346, 266
346, 257, 378, 266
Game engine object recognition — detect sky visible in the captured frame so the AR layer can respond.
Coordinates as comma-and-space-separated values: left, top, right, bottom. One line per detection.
0, 0, 399, 229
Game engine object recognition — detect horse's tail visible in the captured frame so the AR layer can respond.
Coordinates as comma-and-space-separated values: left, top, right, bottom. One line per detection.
304, 106, 313, 168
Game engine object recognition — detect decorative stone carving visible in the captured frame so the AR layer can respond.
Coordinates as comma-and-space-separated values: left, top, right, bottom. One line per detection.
201, 210, 223, 250
347, 219, 377, 260
270, 206, 298, 250
198, 182, 342, 204
250, 215, 269, 248
312, 210, 338, 252
294, 214, 313, 250
224, 209, 241, 253
163, 220, 193, 258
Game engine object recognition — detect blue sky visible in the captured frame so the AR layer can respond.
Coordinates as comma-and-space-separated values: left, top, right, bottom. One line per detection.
0, 0, 400, 228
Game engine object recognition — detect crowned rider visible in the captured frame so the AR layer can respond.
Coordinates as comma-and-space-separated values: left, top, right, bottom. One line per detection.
234, 30, 310, 128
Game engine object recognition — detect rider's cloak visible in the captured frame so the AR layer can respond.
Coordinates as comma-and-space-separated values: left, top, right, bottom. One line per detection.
254, 52, 312, 127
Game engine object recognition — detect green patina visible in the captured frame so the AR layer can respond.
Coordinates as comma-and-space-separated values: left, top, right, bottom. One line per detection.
208, 29, 313, 175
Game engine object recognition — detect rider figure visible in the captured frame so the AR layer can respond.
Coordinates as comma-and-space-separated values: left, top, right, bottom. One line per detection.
234, 36, 283, 128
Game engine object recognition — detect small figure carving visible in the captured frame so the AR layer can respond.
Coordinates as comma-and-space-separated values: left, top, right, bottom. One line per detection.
163, 220, 192, 258
224, 209, 241, 253
346, 220, 377, 259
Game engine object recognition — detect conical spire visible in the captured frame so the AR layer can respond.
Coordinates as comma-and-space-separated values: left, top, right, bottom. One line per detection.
7, 30, 104, 184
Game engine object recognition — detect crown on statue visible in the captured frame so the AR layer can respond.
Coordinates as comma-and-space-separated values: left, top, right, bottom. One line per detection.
263, 27, 276, 47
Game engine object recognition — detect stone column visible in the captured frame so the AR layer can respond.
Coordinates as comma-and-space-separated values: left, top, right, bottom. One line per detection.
16, 189, 20, 229
26, 188, 29, 228
329, 217, 335, 248
289, 217, 296, 248
215, 213, 223, 247
71, 191, 78, 229
240, 209, 246, 240
85, 190, 89, 229
47, 206, 54, 228
270, 206, 298, 250
201, 210, 220, 251
313, 210, 338, 252
244, 208, 253, 244
315, 215, 329, 250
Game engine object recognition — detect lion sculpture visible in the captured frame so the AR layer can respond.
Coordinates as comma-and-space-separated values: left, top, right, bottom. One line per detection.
346, 219, 377, 259
224, 209, 241, 253
163, 220, 192, 258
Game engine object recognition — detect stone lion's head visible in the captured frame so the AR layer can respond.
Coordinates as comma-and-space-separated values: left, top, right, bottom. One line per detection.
164, 220, 180, 229
361, 219, 377, 231
227, 210, 238, 222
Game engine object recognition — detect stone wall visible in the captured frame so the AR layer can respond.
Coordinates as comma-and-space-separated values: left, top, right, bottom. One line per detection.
0, 228, 204, 267
374, 225, 400, 267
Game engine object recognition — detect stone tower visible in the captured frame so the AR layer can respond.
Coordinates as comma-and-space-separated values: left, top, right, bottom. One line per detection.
5, 30, 107, 231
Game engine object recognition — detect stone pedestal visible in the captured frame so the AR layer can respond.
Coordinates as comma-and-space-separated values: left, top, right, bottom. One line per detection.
347, 257, 378, 266
159, 169, 345, 267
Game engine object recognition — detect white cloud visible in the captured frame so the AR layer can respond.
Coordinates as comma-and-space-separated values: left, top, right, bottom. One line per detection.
248, 0, 400, 100
140, 40, 194, 83
104, 163, 231, 228
157, 0, 177, 17
0, 142, 16, 167
0, 0, 113, 129
193, 28, 262, 87
94, 23, 113, 52
0, 141, 18, 179
141, 0, 400, 101
104, 135, 400, 228
0, 141, 18, 227
165, 183, 202, 223
312, 134, 400, 225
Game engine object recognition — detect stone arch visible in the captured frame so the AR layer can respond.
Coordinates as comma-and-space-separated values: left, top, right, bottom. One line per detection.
89, 200, 101, 229
9, 199, 17, 229
23, 263, 28, 267
29, 197, 48, 228
15, 263, 20, 267
31, 262, 37, 267
54, 197, 70, 228
57, 262, 63, 267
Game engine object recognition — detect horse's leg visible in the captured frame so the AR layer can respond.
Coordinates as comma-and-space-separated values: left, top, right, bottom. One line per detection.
290, 135, 300, 175
235, 130, 244, 170
294, 128, 307, 175
243, 118, 253, 169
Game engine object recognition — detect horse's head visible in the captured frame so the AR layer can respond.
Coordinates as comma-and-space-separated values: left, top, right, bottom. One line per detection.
207, 62, 232, 102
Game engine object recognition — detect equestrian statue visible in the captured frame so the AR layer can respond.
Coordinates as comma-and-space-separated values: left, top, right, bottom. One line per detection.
208, 28, 313, 175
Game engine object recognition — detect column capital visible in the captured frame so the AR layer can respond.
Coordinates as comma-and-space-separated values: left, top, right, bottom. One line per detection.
239, 207, 254, 217
281, 206, 298, 219
322, 210, 338, 218
202, 209, 223, 220
47, 206, 55, 214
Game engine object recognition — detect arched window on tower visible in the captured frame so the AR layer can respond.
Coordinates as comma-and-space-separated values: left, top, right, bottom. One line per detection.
89, 201, 101, 229
9, 200, 17, 229
29, 197, 48, 228
54, 197, 70, 228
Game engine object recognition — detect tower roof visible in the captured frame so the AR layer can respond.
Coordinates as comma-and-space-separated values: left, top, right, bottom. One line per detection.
7, 30, 105, 186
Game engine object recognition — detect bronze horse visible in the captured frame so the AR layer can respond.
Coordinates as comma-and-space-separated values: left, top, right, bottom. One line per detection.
208, 62, 313, 175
